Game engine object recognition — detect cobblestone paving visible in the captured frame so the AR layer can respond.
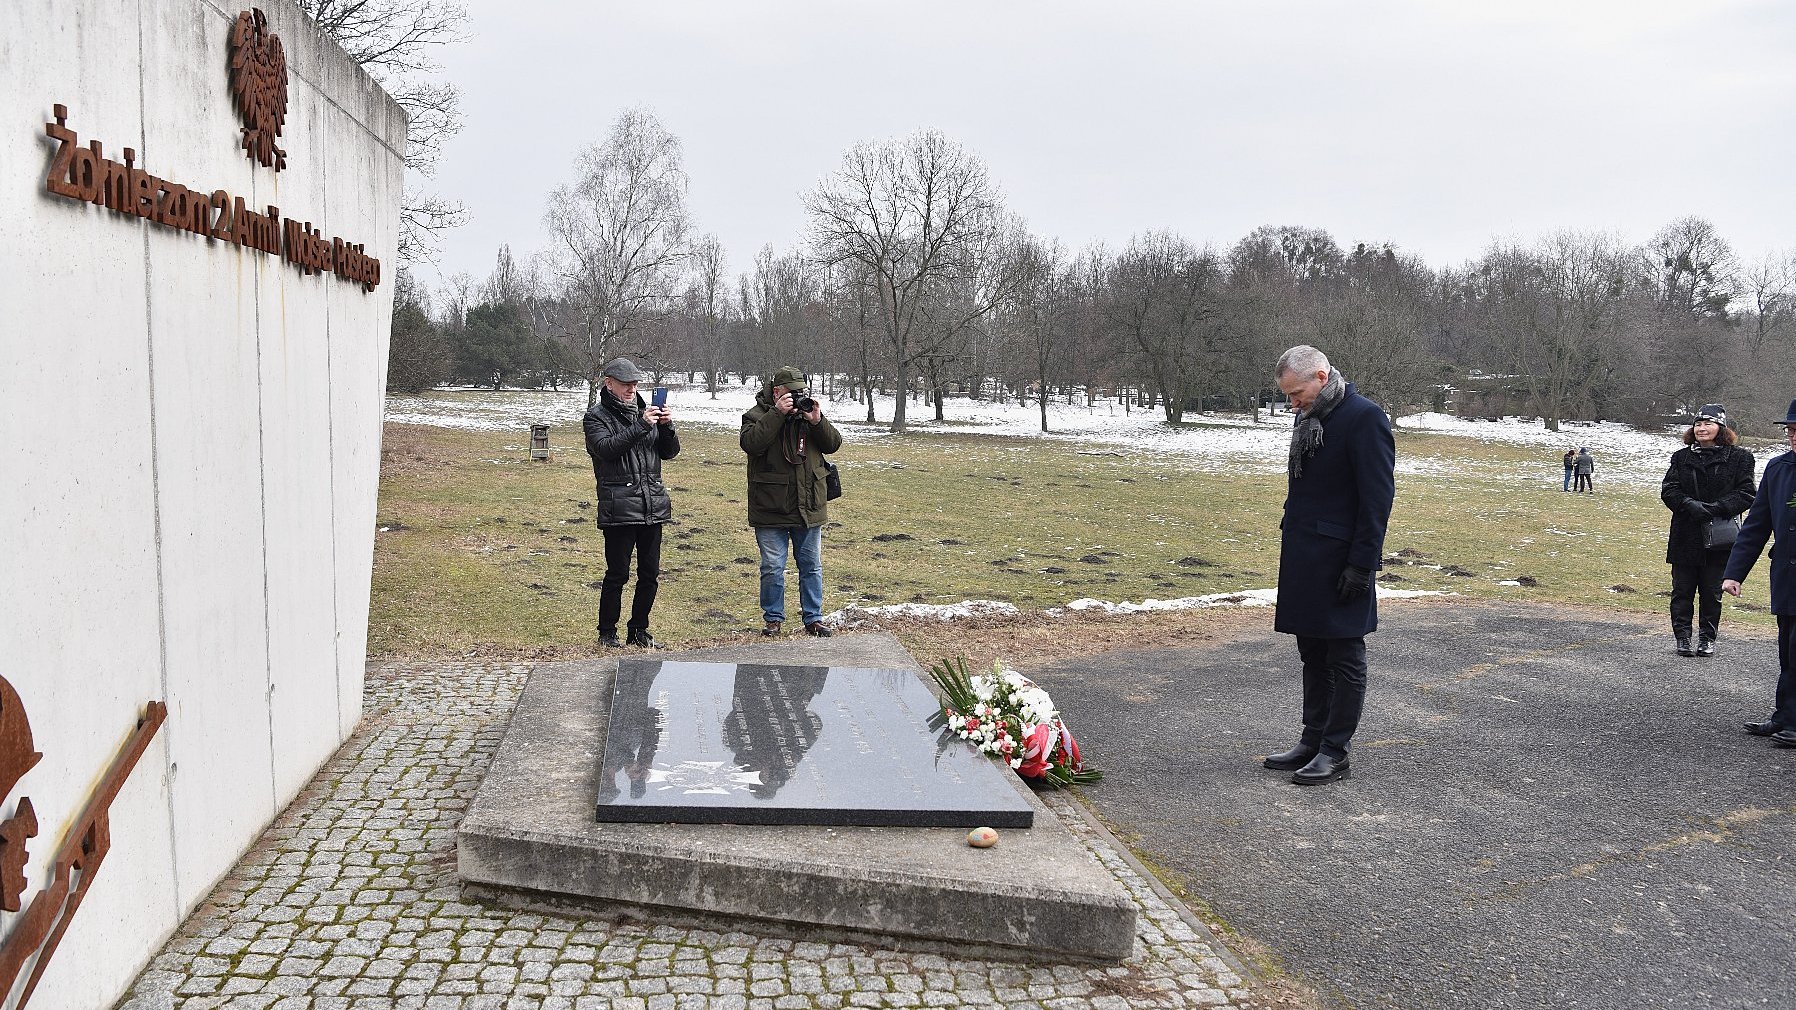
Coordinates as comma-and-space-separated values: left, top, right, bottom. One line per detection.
120, 662, 1258, 1010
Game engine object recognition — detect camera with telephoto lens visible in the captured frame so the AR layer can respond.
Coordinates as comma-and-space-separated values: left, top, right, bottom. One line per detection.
795, 394, 818, 414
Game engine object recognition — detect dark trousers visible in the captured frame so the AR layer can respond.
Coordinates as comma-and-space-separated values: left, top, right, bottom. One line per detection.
1574, 472, 1593, 492
599, 524, 663, 636
1669, 561, 1726, 641
1295, 635, 1368, 758
1774, 615, 1796, 730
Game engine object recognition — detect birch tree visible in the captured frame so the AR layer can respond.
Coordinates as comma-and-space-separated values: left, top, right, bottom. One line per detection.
544, 108, 691, 405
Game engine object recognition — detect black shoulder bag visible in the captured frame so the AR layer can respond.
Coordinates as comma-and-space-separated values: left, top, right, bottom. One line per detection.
823, 458, 842, 501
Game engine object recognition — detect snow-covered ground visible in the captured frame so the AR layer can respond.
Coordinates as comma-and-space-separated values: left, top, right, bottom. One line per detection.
387, 381, 1779, 487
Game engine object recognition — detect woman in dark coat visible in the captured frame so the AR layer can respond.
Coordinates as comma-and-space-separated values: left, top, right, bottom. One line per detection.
1660, 404, 1756, 657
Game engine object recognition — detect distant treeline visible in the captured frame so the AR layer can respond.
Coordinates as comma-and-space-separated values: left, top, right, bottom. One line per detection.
387, 115, 1796, 438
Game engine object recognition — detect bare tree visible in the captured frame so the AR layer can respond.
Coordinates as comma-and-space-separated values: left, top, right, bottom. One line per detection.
1472, 232, 1633, 430
1000, 233, 1070, 431
544, 108, 691, 404
297, 1, 469, 262
1315, 243, 1440, 416
687, 234, 731, 396
1643, 215, 1737, 320
1738, 250, 1794, 357
805, 130, 1006, 432
1105, 231, 1230, 425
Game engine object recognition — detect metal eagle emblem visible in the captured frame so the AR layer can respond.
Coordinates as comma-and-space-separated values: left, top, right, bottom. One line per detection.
229, 7, 288, 171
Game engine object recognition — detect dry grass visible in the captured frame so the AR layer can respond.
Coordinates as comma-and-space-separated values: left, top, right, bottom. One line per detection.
369, 414, 1770, 660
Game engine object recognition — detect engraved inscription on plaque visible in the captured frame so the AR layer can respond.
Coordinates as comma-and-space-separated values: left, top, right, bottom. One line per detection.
595, 661, 1034, 828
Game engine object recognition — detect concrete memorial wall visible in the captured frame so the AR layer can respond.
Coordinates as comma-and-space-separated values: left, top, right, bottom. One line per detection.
0, 1, 403, 1005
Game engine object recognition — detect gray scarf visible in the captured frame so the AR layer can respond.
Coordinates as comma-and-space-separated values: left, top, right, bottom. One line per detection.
1288, 368, 1347, 478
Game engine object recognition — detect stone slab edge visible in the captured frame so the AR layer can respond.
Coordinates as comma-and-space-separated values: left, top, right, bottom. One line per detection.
457, 633, 1137, 960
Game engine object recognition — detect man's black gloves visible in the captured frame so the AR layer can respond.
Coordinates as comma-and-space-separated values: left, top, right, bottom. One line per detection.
1336, 564, 1372, 601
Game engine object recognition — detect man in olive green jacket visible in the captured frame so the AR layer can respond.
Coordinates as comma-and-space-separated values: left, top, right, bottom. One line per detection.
741, 366, 842, 637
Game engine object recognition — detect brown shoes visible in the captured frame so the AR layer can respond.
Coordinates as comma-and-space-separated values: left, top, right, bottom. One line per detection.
805, 622, 833, 638
762, 621, 782, 637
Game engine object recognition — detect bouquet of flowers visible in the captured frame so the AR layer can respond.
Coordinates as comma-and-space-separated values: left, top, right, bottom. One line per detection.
927, 657, 1101, 788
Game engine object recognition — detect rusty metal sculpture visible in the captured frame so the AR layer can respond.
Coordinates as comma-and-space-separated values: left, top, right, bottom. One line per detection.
0, 677, 166, 1009
229, 8, 288, 171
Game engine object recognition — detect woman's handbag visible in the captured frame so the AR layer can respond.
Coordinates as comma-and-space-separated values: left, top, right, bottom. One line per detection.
1702, 516, 1740, 551
823, 458, 842, 501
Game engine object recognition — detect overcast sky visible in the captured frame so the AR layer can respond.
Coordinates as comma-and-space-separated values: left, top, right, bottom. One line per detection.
422, 0, 1796, 290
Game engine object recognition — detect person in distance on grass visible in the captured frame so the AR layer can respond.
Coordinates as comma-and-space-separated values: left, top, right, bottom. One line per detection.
582, 357, 680, 649
1263, 345, 1396, 785
1659, 404, 1756, 658
1721, 397, 1796, 748
1573, 446, 1596, 492
741, 366, 842, 638
1562, 448, 1577, 492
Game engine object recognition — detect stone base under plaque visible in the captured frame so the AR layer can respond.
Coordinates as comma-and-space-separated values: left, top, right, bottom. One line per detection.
456, 634, 1137, 961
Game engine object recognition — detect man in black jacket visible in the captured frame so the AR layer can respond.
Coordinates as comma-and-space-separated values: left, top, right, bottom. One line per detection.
582, 358, 680, 648
1263, 345, 1396, 785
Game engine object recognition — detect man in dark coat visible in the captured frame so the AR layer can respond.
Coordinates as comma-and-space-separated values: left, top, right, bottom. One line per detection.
1263, 345, 1396, 785
1573, 447, 1596, 493
1722, 397, 1796, 748
740, 366, 842, 638
582, 357, 680, 648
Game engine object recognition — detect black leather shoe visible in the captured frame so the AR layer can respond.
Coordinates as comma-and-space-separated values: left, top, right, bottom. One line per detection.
599, 634, 623, 648
1675, 635, 1694, 657
1292, 752, 1350, 785
1771, 729, 1796, 748
626, 630, 664, 649
1695, 637, 1715, 657
1262, 745, 1319, 771
1743, 720, 1783, 737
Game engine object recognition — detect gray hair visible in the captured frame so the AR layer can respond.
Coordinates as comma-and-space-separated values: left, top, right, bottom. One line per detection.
1275, 345, 1330, 380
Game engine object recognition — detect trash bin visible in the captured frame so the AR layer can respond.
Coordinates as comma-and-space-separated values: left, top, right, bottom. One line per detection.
529, 424, 550, 461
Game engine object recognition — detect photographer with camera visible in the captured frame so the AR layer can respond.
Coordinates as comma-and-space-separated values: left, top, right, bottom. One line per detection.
583, 357, 680, 649
740, 366, 842, 638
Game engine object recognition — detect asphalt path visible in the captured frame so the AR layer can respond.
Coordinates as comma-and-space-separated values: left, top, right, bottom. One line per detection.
1038, 600, 1796, 1010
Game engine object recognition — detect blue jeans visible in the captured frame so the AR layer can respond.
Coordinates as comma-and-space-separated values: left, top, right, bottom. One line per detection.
755, 525, 824, 625
1563, 467, 1573, 491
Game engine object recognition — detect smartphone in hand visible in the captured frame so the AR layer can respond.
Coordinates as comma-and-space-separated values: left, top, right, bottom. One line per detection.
651, 387, 668, 408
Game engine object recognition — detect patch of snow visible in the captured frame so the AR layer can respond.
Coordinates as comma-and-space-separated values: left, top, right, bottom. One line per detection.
390, 383, 1786, 488
825, 599, 1021, 628
1067, 589, 1279, 613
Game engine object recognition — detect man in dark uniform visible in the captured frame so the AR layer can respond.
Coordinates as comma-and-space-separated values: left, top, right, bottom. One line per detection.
1263, 345, 1396, 785
1722, 396, 1796, 748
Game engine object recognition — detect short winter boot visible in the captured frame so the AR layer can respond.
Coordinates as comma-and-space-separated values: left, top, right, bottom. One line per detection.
1675, 634, 1695, 657
1695, 636, 1715, 657
761, 621, 783, 637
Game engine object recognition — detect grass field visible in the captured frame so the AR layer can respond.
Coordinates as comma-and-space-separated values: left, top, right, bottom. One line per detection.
368, 411, 1775, 660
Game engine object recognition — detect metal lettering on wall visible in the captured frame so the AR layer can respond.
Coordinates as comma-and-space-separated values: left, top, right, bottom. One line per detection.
0, 678, 167, 1009
31, 7, 383, 291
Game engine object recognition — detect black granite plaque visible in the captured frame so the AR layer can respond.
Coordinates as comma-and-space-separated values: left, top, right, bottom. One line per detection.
595, 660, 1035, 827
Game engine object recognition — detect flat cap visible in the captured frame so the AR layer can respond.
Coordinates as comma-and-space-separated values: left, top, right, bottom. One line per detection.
601, 358, 644, 382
